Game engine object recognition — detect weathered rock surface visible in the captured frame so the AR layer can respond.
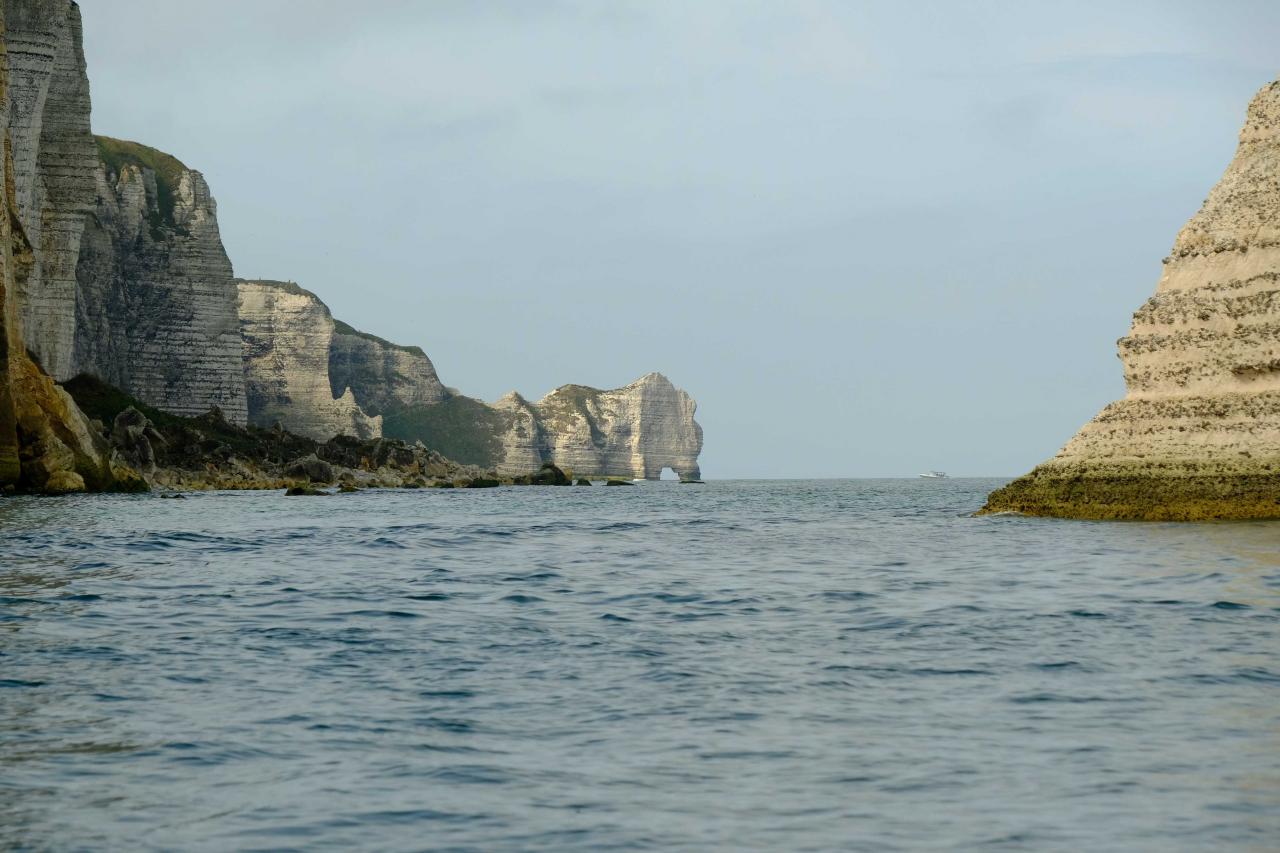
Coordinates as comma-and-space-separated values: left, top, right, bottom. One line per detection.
0, 0, 137, 494
74, 137, 248, 423
329, 320, 447, 413
983, 78, 1280, 520
238, 279, 381, 442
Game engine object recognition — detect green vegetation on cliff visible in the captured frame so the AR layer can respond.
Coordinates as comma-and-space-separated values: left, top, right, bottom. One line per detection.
381, 397, 510, 468
95, 136, 188, 232
64, 374, 313, 463
332, 319, 428, 357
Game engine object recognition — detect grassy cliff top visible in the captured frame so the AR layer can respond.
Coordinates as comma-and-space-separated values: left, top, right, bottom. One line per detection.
331, 319, 427, 357
96, 135, 189, 227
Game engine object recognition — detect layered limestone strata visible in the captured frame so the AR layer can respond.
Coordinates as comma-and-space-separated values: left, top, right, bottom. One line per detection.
328, 321, 447, 413
983, 79, 1280, 520
73, 137, 248, 423
5, 0, 95, 381
0, 0, 135, 493
238, 279, 381, 442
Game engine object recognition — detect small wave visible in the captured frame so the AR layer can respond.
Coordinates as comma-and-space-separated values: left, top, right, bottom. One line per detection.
341, 609, 421, 619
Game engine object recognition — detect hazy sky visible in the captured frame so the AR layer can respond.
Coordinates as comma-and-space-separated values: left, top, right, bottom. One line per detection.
79, 1, 1279, 477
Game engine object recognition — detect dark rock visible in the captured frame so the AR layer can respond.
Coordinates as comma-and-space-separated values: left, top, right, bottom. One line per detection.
529, 463, 571, 486
606, 479, 635, 487
110, 407, 157, 473
284, 454, 334, 483
576, 478, 592, 486
467, 478, 501, 489
285, 485, 329, 496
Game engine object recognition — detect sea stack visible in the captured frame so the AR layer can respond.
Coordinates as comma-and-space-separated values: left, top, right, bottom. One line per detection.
982, 78, 1280, 520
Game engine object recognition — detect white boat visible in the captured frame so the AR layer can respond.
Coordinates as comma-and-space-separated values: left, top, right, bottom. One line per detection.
919, 471, 949, 479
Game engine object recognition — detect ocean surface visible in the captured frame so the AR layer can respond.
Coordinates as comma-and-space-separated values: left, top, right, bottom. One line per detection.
1, 479, 1278, 851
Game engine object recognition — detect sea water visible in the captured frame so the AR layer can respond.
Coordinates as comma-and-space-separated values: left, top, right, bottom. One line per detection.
1, 479, 1277, 851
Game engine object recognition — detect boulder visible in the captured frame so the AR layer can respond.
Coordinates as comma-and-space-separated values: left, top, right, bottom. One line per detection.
530, 463, 571, 486
43, 470, 86, 495
284, 454, 334, 483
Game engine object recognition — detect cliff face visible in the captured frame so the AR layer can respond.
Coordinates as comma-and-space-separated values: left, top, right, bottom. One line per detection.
73, 137, 248, 423
983, 78, 1280, 520
238, 279, 381, 442
3, 0, 247, 426
328, 321, 447, 413
5, 0, 94, 382
0, 0, 135, 493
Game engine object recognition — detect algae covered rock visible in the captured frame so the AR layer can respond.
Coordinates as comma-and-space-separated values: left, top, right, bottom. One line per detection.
43, 470, 86, 495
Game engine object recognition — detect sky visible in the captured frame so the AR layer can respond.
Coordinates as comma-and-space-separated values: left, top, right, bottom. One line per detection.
78, 1, 1280, 478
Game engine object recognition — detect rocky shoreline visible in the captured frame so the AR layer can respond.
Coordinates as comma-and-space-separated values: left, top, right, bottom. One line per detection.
53, 375, 615, 495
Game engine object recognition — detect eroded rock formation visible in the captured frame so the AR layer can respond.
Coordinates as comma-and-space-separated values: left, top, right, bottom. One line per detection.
375, 372, 703, 480
983, 78, 1280, 520
503, 373, 703, 480
238, 279, 381, 442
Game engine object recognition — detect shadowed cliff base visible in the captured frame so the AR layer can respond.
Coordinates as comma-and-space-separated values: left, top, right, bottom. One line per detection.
980, 464, 1280, 521
62, 374, 610, 492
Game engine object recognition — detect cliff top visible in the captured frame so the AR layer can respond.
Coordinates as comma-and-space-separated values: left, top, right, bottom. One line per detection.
96, 135, 189, 226
331, 319, 428, 357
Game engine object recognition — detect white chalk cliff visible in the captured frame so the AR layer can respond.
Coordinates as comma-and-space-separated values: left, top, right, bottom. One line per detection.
492, 373, 703, 480
238, 280, 381, 442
